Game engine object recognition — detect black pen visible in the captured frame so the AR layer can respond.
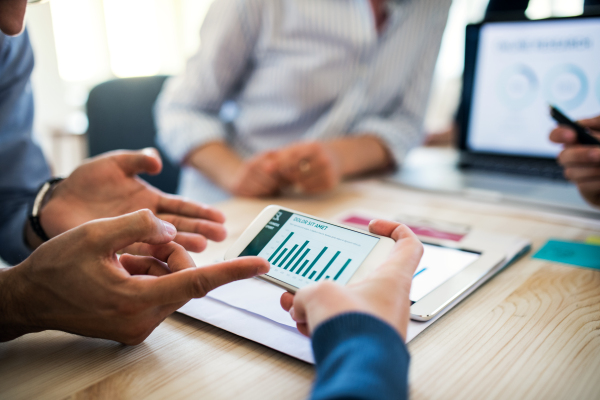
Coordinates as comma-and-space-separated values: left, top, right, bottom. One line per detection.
549, 105, 600, 146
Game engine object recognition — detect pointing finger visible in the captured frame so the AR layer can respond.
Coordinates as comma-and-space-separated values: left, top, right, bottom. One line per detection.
138, 257, 270, 305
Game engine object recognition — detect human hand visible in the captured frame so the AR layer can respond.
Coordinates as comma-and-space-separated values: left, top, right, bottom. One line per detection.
280, 220, 423, 340
38, 149, 226, 253
276, 141, 341, 194
550, 116, 600, 206
1, 209, 269, 344
228, 151, 281, 197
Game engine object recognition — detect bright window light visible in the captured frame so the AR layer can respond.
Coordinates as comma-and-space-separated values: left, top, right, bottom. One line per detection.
552, 0, 584, 17
181, 0, 215, 57
103, 0, 161, 78
526, 0, 584, 20
50, 0, 106, 82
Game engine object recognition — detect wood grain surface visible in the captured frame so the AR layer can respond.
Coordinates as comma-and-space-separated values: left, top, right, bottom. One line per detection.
1, 180, 599, 400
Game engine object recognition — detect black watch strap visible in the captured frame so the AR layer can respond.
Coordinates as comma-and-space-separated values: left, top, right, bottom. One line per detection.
29, 177, 64, 242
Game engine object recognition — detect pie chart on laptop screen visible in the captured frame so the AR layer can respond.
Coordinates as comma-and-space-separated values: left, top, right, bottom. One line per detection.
497, 64, 538, 109
544, 64, 589, 111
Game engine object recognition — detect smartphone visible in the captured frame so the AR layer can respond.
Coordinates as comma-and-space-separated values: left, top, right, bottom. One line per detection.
224, 205, 395, 293
549, 105, 600, 146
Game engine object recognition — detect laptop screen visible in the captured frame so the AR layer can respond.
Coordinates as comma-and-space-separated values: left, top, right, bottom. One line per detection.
465, 17, 600, 158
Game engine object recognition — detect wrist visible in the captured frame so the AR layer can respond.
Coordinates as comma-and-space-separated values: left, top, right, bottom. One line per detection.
26, 178, 64, 250
325, 136, 392, 177
0, 266, 38, 341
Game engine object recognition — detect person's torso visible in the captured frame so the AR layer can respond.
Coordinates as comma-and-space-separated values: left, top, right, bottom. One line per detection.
228, 0, 440, 154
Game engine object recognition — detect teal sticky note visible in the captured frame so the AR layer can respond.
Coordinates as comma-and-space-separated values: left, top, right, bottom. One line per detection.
533, 239, 600, 269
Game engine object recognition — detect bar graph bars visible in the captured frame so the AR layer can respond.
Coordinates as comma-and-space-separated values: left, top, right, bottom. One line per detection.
267, 231, 353, 282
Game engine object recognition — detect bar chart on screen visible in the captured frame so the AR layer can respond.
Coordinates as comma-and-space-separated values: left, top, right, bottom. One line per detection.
256, 214, 379, 289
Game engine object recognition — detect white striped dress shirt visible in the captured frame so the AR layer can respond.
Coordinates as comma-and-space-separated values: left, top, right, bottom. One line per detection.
155, 0, 451, 203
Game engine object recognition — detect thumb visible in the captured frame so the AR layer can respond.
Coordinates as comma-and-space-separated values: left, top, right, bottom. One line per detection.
368, 220, 424, 279
112, 148, 163, 176
92, 209, 177, 253
139, 257, 270, 305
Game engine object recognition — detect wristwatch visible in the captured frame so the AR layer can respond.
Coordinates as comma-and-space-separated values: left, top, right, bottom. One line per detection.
28, 177, 64, 242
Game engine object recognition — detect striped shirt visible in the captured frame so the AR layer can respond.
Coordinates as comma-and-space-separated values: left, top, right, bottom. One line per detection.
155, 0, 451, 202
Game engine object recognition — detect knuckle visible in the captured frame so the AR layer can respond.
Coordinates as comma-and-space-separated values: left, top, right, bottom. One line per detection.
80, 223, 102, 245
308, 142, 320, 152
415, 241, 425, 258
136, 209, 156, 227
314, 280, 338, 295
190, 274, 211, 298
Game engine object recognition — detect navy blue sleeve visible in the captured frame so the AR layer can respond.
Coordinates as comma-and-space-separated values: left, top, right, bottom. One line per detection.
311, 313, 410, 400
0, 30, 51, 265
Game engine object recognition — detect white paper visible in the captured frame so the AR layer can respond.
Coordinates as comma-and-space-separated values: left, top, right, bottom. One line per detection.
178, 218, 530, 364
207, 278, 294, 327
178, 296, 314, 363
179, 278, 449, 363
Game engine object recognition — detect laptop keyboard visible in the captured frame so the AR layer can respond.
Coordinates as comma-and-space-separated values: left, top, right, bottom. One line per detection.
460, 154, 566, 180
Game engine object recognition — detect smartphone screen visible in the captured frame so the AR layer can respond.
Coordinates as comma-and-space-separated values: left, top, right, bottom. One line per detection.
240, 209, 380, 289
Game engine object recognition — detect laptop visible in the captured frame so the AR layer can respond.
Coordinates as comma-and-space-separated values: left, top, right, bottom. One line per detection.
390, 14, 600, 218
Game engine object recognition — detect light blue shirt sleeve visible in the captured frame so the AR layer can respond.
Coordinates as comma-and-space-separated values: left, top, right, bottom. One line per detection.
0, 31, 51, 265
155, 0, 263, 163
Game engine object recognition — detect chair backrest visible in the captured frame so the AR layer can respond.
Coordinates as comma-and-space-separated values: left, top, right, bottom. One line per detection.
86, 75, 180, 194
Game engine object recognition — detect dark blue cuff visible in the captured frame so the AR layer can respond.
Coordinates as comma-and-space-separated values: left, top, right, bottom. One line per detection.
311, 313, 410, 400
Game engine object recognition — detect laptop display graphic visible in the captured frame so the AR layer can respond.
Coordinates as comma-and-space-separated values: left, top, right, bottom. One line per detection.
460, 16, 600, 177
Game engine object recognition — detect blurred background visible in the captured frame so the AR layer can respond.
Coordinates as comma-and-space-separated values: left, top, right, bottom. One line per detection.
25, 0, 585, 176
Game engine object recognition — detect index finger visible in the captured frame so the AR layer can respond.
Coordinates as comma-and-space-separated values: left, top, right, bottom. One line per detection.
549, 127, 576, 144
157, 195, 226, 224
136, 257, 270, 305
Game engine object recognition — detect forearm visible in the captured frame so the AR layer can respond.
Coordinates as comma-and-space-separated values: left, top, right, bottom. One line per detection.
186, 142, 244, 192
311, 313, 410, 400
324, 135, 392, 178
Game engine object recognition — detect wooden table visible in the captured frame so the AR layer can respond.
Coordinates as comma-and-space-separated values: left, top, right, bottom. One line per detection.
1, 180, 600, 400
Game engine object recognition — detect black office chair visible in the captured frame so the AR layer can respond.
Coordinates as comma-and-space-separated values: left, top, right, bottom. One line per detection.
86, 75, 180, 194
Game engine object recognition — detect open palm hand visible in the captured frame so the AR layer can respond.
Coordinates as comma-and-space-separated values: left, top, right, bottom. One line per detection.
40, 149, 226, 252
